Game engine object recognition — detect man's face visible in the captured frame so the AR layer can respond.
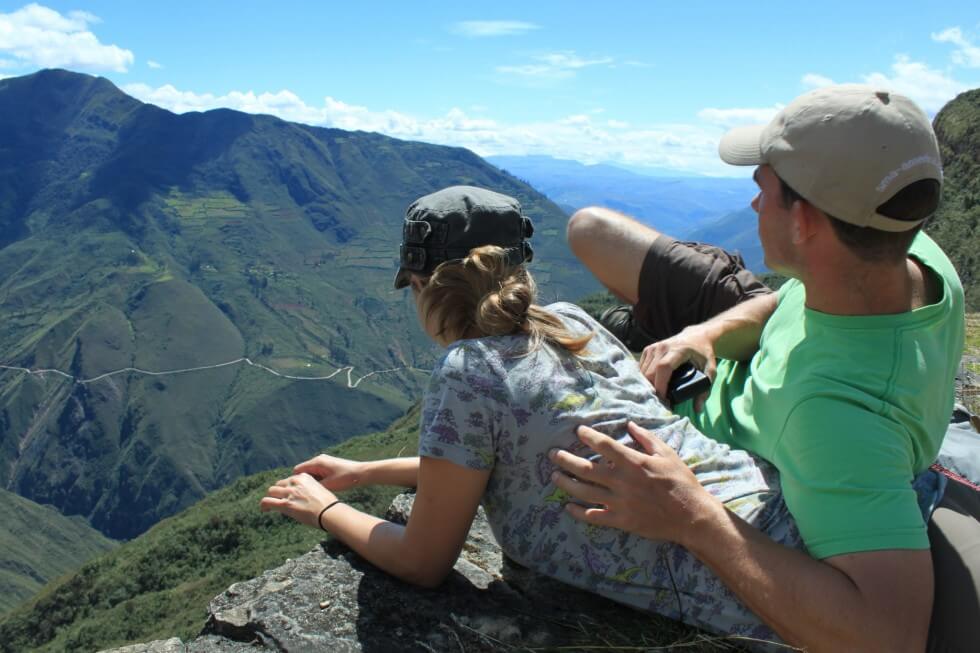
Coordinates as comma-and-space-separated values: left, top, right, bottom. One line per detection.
751, 165, 797, 276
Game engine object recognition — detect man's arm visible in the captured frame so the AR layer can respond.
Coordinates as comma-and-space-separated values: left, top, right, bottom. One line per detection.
639, 292, 778, 401
691, 505, 932, 652
550, 423, 932, 653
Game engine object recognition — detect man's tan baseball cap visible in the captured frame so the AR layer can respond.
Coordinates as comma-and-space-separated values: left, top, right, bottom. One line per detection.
719, 84, 942, 232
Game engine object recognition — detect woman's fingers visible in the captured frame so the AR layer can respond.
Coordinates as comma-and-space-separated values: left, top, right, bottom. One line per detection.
293, 460, 317, 474
259, 496, 287, 512
266, 485, 290, 498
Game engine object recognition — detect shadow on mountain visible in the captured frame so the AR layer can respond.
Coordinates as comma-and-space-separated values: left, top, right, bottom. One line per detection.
88, 106, 254, 216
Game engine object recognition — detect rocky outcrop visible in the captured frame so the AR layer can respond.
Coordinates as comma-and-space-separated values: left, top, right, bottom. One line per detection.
99, 494, 716, 653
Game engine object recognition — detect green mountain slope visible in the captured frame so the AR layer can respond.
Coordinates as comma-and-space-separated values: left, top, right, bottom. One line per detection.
927, 87, 980, 311
0, 489, 116, 615
0, 405, 421, 653
0, 69, 599, 540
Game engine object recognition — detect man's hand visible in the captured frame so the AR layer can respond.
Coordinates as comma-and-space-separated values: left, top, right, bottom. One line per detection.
293, 454, 363, 491
550, 422, 932, 652
260, 473, 338, 527
549, 422, 722, 545
639, 326, 717, 411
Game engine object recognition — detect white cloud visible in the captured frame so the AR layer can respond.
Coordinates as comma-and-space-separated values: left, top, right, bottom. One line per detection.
497, 51, 614, 80
801, 73, 835, 88
452, 20, 538, 37
932, 27, 980, 68
560, 114, 591, 125
862, 54, 969, 114
147, 59, 162, 69
800, 50, 975, 115
697, 105, 783, 128
0, 3, 133, 72
122, 81, 740, 176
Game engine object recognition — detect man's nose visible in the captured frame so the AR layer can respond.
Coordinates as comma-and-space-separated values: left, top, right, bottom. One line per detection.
750, 192, 761, 213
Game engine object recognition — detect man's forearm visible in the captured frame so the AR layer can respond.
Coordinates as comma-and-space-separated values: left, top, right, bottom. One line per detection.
686, 501, 931, 652
695, 292, 777, 361
359, 457, 420, 487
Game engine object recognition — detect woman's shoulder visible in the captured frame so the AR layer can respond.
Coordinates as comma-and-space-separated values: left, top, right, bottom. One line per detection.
433, 339, 500, 378
541, 301, 600, 331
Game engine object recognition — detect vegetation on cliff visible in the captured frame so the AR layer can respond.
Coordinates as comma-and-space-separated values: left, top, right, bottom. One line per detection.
0, 406, 421, 653
0, 489, 116, 615
927, 87, 980, 311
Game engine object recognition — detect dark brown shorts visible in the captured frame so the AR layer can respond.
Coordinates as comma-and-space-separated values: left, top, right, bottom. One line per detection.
633, 236, 772, 343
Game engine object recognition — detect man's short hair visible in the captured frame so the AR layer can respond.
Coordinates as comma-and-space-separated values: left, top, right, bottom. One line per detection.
778, 176, 940, 263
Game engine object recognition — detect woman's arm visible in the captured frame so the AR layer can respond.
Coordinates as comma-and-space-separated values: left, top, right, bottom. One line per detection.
293, 454, 421, 489
261, 457, 489, 587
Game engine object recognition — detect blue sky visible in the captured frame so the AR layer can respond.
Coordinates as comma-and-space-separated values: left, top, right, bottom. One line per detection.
2, 1, 979, 175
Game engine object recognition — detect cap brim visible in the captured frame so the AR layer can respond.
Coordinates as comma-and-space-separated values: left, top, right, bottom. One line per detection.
719, 124, 766, 166
393, 267, 410, 290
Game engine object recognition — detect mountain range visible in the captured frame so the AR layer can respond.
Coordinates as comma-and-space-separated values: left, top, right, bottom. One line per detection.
0, 69, 600, 542
0, 70, 976, 647
486, 154, 756, 237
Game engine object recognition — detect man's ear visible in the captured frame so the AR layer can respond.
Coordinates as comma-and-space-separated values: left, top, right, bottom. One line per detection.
790, 200, 819, 245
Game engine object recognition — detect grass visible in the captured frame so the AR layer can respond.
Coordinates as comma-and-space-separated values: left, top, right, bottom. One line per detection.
0, 402, 773, 653
961, 313, 980, 416
0, 406, 422, 653
0, 489, 116, 615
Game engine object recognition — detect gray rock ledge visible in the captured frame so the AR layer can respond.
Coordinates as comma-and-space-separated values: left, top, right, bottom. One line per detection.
100, 494, 729, 652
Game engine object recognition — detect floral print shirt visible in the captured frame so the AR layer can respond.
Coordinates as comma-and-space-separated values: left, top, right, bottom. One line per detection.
418, 303, 801, 646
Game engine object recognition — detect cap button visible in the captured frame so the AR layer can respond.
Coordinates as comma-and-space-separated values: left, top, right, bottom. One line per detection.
875, 91, 890, 104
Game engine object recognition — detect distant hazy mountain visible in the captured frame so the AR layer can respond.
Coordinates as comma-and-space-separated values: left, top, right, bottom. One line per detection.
686, 207, 765, 273
0, 488, 115, 615
0, 70, 599, 540
486, 154, 755, 236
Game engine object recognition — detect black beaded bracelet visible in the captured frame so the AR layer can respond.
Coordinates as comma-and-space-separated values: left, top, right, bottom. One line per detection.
317, 500, 343, 531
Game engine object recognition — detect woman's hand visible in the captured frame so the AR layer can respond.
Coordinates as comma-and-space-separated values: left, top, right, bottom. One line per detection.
293, 454, 364, 491
260, 473, 338, 528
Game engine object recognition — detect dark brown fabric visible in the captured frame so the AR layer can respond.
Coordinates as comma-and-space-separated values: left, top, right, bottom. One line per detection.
927, 479, 980, 652
633, 236, 772, 342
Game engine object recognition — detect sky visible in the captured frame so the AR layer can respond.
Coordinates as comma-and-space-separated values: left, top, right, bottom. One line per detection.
2, 1, 980, 176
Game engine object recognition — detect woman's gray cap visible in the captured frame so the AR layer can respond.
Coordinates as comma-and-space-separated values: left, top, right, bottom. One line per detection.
719, 84, 942, 232
394, 185, 534, 289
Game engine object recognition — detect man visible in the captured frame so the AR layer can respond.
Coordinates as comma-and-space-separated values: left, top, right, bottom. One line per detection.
550, 85, 976, 651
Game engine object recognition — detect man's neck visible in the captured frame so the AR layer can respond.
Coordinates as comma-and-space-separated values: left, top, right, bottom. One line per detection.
802, 256, 936, 316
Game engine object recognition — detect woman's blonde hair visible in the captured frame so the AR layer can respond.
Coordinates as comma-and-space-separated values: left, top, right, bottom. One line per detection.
416, 245, 593, 354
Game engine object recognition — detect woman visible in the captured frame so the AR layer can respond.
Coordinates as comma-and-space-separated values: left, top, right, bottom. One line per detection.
261, 186, 802, 644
